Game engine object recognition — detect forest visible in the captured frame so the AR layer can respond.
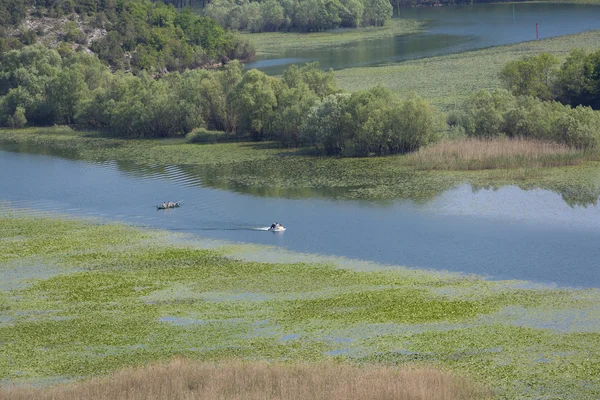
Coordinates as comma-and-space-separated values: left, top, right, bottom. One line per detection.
0, 0, 254, 72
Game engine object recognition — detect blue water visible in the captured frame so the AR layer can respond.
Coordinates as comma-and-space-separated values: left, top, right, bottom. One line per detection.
2, 150, 599, 288
246, 3, 600, 74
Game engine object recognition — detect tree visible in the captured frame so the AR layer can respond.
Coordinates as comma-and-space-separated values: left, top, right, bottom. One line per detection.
302, 93, 351, 154
9, 105, 27, 128
455, 89, 516, 137
261, 0, 286, 32
499, 53, 559, 101
282, 62, 339, 98
554, 49, 595, 107
271, 83, 318, 147
229, 69, 278, 141
361, 0, 392, 27
339, 0, 364, 27
46, 67, 88, 124
385, 94, 440, 153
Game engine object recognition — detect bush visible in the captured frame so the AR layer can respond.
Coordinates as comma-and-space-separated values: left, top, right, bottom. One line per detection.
301, 88, 441, 156
454, 89, 600, 149
8, 105, 27, 128
186, 128, 232, 144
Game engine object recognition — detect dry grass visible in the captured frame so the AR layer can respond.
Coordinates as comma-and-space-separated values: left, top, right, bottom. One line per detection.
2, 359, 492, 400
404, 137, 583, 170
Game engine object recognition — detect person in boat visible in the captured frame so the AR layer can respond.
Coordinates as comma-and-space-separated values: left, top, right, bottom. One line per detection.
162, 202, 167, 208
168, 201, 173, 208
270, 223, 276, 229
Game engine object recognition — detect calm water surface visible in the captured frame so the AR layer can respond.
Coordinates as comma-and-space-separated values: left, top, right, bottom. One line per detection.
247, 3, 600, 74
1, 150, 599, 288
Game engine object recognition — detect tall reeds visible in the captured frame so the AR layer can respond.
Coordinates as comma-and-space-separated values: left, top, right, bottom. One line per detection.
404, 137, 583, 170
2, 359, 492, 400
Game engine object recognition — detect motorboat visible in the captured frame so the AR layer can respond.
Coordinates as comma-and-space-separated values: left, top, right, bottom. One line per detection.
157, 202, 180, 210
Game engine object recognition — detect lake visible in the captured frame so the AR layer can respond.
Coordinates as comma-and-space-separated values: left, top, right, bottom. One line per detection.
246, 3, 600, 74
2, 149, 599, 289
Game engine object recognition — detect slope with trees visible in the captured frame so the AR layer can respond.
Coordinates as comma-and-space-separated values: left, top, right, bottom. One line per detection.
0, 0, 255, 73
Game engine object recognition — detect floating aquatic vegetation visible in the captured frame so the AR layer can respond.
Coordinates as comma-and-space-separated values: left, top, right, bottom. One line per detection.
1, 213, 599, 398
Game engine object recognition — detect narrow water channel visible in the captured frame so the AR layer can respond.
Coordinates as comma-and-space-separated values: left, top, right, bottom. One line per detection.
2, 150, 599, 288
246, 3, 600, 74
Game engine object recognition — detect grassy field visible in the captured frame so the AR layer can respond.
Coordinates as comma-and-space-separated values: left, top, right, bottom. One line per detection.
0, 212, 599, 398
242, 19, 425, 55
2, 359, 491, 400
335, 30, 600, 110
2, 127, 600, 205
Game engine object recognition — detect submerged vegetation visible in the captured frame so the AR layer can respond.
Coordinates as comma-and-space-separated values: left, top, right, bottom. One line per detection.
0, 212, 599, 398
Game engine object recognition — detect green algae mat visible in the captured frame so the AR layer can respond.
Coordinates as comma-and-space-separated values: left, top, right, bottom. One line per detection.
1, 211, 599, 398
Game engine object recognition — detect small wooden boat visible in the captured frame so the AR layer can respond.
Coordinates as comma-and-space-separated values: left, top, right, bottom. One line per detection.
157, 202, 180, 210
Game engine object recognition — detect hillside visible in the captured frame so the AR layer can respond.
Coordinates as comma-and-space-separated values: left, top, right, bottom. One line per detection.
0, 0, 254, 73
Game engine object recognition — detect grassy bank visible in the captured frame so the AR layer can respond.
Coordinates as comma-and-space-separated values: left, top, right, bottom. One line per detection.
243, 19, 425, 55
0, 212, 599, 398
2, 359, 491, 400
2, 127, 600, 205
335, 30, 600, 110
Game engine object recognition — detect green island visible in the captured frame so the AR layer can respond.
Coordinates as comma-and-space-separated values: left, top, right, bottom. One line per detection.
1, 212, 599, 398
2, 0, 600, 398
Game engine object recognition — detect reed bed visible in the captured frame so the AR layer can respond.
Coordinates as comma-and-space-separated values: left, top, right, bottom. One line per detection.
404, 137, 583, 170
2, 359, 491, 400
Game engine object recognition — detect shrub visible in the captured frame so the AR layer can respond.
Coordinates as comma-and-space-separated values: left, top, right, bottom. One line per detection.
8, 105, 27, 128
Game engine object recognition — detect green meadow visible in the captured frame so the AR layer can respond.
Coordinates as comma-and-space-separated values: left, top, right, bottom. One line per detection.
0, 211, 599, 398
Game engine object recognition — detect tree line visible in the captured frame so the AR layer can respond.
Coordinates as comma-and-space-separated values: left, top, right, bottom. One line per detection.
160, 0, 536, 27
203, 0, 392, 33
449, 49, 600, 149
0, 44, 440, 156
0, 0, 254, 73
499, 50, 600, 110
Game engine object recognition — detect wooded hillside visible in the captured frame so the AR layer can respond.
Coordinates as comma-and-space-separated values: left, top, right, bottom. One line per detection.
0, 0, 254, 73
